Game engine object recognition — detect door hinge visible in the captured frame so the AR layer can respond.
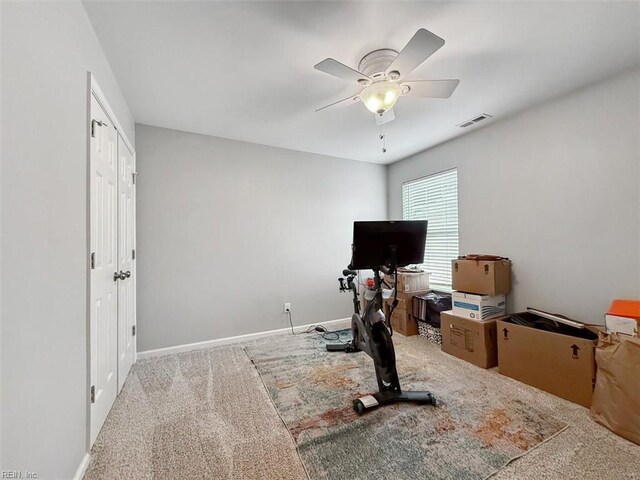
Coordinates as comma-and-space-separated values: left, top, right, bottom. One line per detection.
132, 249, 136, 260
132, 325, 136, 336
132, 171, 139, 185
90, 252, 96, 269
91, 119, 106, 138
90, 385, 96, 404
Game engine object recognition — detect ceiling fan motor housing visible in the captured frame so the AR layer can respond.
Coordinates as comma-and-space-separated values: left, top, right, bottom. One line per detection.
358, 48, 399, 79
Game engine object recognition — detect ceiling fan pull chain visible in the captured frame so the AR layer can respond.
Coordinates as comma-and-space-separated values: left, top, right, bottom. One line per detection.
379, 125, 387, 153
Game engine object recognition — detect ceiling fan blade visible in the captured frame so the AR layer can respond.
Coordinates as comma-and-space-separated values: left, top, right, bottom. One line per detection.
314, 58, 370, 83
401, 79, 460, 98
315, 94, 361, 112
386, 28, 445, 80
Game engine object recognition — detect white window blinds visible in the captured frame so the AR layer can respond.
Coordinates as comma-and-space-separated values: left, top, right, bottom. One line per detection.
402, 169, 459, 290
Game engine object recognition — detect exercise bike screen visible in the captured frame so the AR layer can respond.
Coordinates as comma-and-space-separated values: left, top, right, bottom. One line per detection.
350, 220, 428, 270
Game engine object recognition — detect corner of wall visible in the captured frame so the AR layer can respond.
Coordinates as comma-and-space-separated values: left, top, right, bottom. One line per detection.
0, 0, 4, 469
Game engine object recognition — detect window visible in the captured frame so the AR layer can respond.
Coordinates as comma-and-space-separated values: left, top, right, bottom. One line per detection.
402, 169, 459, 290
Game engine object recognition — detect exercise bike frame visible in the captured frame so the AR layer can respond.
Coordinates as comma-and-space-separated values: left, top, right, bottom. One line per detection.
328, 267, 436, 414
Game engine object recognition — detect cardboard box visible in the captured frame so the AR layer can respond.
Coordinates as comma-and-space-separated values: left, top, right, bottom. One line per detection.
452, 291, 506, 321
604, 299, 640, 336
385, 290, 429, 312
391, 270, 430, 293
364, 290, 429, 321
390, 309, 418, 336
440, 311, 500, 368
452, 258, 511, 295
393, 297, 411, 311
497, 317, 598, 407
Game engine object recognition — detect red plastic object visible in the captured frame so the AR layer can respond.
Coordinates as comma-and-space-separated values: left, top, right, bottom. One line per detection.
608, 299, 640, 320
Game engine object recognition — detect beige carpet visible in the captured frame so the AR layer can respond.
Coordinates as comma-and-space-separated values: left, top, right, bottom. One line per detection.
85, 333, 640, 479
85, 346, 307, 480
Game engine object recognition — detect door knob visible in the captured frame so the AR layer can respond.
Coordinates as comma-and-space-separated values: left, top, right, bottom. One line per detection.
113, 271, 128, 281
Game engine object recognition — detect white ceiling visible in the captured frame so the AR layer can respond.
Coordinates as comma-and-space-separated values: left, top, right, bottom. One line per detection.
84, 1, 640, 164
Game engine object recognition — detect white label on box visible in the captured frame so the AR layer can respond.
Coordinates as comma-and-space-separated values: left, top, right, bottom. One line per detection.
605, 314, 639, 336
452, 291, 506, 320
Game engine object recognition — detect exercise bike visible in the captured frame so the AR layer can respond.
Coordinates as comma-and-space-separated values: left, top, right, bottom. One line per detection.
327, 220, 436, 415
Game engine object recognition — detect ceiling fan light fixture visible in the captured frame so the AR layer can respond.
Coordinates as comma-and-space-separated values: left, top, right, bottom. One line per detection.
360, 81, 401, 114
314, 28, 457, 117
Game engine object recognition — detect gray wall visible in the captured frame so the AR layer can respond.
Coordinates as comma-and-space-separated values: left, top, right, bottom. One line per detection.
388, 68, 640, 324
136, 125, 387, 352
1, 2, 134, 478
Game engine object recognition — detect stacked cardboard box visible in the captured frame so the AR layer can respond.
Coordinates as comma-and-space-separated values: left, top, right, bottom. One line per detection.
441, 311, 506, 368
451, 257, 511, 320
385, 270, 430, 336
391, 269, 430, 293
452, 258, 512, 296
441, 257, 512, 368
386, 291, 429, 336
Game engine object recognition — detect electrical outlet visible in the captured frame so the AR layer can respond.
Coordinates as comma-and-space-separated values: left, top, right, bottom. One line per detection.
284, 303, 291, 313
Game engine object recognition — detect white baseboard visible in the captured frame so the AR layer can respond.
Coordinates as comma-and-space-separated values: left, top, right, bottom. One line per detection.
137, 317, 352, 359
73, 453, 90, 480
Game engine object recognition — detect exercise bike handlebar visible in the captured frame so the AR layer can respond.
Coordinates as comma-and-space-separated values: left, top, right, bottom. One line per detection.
345, 265, 394, 276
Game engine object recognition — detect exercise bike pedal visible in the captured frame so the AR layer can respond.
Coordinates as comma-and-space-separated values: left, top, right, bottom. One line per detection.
352, 395, 380, 415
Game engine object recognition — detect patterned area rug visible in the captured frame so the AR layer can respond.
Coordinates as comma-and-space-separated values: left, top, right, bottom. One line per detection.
246, 330, 568, 480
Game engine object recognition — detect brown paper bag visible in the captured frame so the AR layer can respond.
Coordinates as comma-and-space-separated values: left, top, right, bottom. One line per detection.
590, 332, 640, 445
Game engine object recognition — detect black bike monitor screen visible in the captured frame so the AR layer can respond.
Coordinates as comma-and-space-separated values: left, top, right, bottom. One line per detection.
350, 220, 428, 270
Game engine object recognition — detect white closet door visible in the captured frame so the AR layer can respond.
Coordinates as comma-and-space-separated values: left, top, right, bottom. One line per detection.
117, 135, 136, 392
89, 93, 119, 446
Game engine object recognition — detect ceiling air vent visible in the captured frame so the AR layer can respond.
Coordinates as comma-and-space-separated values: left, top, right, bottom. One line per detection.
458, 114, 492, 128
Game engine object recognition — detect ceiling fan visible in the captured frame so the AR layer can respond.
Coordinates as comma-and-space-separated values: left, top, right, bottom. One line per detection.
314, 28, 459, 122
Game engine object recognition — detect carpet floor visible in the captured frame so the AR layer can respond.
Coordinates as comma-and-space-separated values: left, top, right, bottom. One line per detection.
246, 331, 567, 479
85, 345, 307, 480
85, 332, 640, 480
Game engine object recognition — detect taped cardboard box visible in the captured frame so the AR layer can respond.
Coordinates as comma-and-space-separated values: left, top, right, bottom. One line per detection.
452, 291, 506, 320
391, 269, 430, 293
590, 332, 640, 445
452, 258, 511, 295
497, 312, 598, 408
392, 297, 411, 312
385, 290, 429, 312
440, 311, 501, 368
390, 309, 418, 336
